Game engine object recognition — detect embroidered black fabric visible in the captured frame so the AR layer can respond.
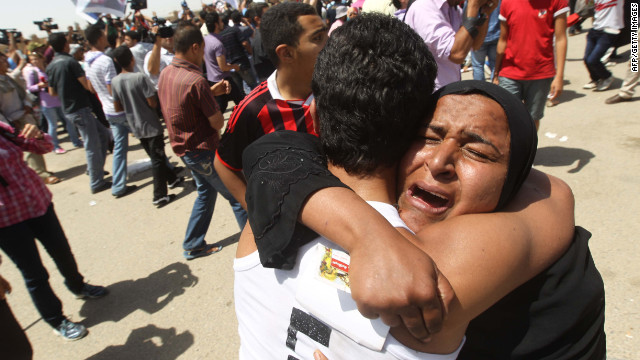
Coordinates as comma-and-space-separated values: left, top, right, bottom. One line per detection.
242, 131, 350, 269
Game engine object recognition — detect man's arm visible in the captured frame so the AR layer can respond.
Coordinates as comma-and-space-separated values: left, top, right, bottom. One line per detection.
214, 157, 248, 209
77, 76, 92, 92
147, 26, 162, 76
216, 54, 241, 72
449, 0, 497, 63
48, 86, 57, 97
549, 13, 567, 101
146, 95, 158, 109
298, 169, 574, 352
492, 20, 508, 85
114, 99, 124, 113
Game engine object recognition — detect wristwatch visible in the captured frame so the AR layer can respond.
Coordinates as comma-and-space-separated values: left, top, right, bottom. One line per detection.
462, 11, 488, 39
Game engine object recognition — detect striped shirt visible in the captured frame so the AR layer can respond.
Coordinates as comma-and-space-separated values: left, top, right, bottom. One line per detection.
84, 51, 124, 116
216, 71, 317, 171
158, 57, 220, 157
0, 121, 53, 228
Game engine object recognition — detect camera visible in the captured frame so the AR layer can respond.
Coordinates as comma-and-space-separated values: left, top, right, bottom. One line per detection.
129, 0, 147, 10
34, 18, 58, 31
71, 33, 85, 44
0, 29, 22, 45
153, 17, 175, 38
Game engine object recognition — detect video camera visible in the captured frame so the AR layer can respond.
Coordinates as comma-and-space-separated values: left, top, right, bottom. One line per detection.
0, 29, 22, 45
71, 33, 85, 44
129, 0, 147, 10
152, 17, 174, 38
34, 18, 58, 31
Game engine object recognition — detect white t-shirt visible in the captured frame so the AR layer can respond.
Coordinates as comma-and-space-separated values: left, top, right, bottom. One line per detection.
84, 50, 124, 116
130, 42, 154, 74
143, 47, 175, 90
593, 0, 624, 33
234, 201, 464, 360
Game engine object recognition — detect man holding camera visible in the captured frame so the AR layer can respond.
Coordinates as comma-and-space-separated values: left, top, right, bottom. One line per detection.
144, 21, 175, 90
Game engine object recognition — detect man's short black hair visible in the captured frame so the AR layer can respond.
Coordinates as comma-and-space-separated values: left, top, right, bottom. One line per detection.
112, 45, 134, 68
231, 10, 242, 25
85, 24, 105, 46
250, 2, 269, 18
125, 30, 141, 42
205, 12, 220, 34
48, 32, 67, 52
312, 13, 437, 175
174, 21, 204, 54
261, 2, 317, 66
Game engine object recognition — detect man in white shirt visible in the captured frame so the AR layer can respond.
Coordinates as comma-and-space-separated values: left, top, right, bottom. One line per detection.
144, 27, 176, 90
84, 24, 136, 198
124, 30, 154, 74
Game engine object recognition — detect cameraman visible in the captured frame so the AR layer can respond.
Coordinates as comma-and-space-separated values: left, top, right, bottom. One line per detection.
124, 30, 153, 74
144, 23, 175, 89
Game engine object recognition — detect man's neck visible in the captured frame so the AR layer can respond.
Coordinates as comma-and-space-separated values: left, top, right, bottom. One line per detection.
91, 46, 104, 53
275, 68, 312, 100
174, 53, 195, 66
328, 164, 397, 204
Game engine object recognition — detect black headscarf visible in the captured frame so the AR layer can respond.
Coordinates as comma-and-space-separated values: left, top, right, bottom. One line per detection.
433, 80, 538, 210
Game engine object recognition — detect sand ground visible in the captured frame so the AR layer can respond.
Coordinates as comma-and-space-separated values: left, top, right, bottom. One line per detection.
1, 28, 638, 360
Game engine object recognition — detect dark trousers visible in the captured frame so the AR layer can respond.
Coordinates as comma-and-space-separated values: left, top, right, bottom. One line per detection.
139, 134, 177, 201
0, 299, 33, 360
584, 29, 616, 82
0, 204, 84, 328
213, 76, 246, 114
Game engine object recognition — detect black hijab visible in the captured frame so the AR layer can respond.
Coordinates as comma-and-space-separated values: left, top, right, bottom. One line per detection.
432, 80, 538, 210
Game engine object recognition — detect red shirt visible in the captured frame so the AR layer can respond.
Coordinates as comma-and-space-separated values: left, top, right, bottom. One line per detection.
0, 121, 53, 228
216, 71, 317, 171
499, 0, 569, 80
157, 57, 220, 157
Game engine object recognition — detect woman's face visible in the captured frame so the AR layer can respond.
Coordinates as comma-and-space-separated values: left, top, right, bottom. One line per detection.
397, 94, 511, 231
29, 54, 43, 68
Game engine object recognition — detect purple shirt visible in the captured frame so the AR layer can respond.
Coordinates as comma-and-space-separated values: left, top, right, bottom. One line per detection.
405, 0, 463, 90
203, 33, 229, 83
22, 64, 61, 108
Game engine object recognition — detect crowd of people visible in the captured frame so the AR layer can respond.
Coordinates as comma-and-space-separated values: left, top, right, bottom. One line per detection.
0, 0, 635, 358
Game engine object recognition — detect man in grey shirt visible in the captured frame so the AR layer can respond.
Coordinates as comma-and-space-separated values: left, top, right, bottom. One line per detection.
111, 46, 182, 207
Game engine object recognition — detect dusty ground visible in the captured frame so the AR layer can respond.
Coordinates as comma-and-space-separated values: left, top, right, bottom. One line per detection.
1, 28, 638, 360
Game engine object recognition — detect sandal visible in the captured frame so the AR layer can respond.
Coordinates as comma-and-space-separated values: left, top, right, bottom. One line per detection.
184, 243, 223, 260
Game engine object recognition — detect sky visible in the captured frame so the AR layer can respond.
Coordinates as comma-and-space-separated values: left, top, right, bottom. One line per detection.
1, 0, 201, 39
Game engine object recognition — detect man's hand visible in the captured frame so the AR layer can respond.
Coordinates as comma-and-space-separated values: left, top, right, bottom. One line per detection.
348, 233, 453, 342
20, 123, 44, 140
211, 80, 231, 96
0, 275, 12, 300
549, 76, 563, 101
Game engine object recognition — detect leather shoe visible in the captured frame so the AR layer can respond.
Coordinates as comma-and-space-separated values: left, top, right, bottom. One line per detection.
113, 185, 138, 198
44, 176, 61, 185
605, 94, 630, 104
91, 182, 112, 194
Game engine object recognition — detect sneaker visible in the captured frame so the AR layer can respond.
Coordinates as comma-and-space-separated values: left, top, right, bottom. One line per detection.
74, 283, 108, 299
184, 243, 223, 260
53, 319, 87, 341
595, 76, 614, 91
54, 148, 67, 154
605, 94, 631, 104
168, 176, 184, 189
113, 185, 138, 198
583, 81, 598, 89
153, 194, 176, 208
173, 166, 185, 175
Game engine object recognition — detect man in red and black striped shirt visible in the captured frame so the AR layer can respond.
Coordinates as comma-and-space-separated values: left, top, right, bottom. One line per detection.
214, 2, 328, 209
158, 22, 247, 261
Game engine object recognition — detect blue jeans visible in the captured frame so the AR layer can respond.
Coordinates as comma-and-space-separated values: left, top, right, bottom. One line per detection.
106, 114, 131, 196
0, 204, 84, 328
471, 40, 497, 81
180, 150, 247, 251
41, 106, 82, 148
65, 107, 109, 191
584, 29, 616, 82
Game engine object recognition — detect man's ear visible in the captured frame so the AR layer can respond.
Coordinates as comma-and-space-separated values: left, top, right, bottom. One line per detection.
310, 98, 320, 135
275, 44, 294, 64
